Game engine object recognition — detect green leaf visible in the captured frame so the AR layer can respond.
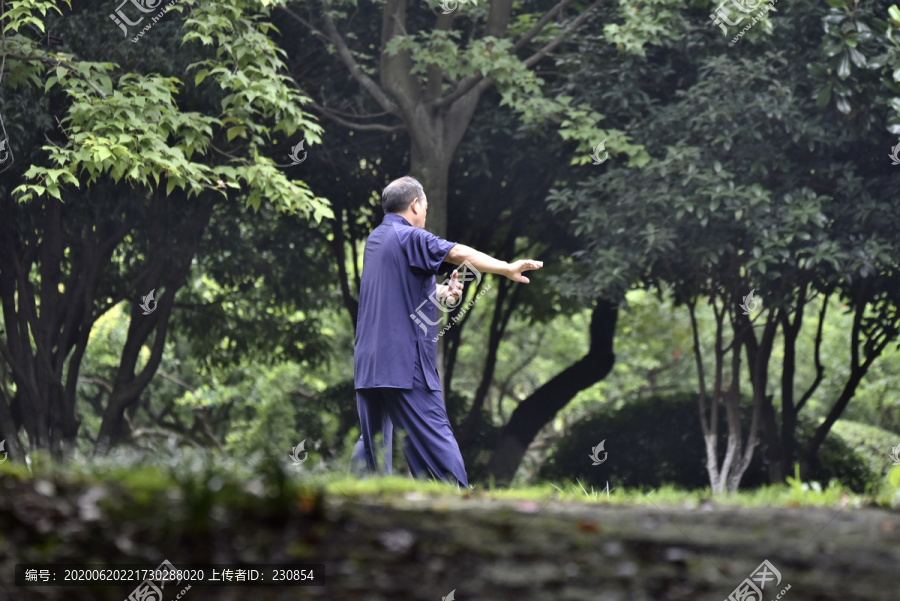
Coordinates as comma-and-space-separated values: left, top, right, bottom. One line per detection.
848, 47, 866, 68
226, 126, 246, 141
837, 53, 851, 78
835, 96, 851, 114
816, 84, 832, 108
889, 465, 900, 489
807, 63, 827, 78
888, 5, 900, 23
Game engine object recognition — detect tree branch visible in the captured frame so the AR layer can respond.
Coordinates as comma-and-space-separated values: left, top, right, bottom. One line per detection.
523, 0, 602, 69
316, 1, 399, 114
156, 370, 196, 392
78, 376, 114, 394
5, 54, 108, 99
796, 294, 828, 413
512, 0, 575, 53
276, 6, 331, 45
309, 99, 404, 132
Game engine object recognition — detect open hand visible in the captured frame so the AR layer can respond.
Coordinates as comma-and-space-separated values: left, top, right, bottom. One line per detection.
506, 260, 543, 283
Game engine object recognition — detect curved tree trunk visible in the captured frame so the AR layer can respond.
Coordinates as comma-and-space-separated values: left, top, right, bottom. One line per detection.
483, 297, 617, 485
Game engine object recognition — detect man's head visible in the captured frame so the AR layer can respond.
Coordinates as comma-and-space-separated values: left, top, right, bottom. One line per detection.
382, 176, 427, 228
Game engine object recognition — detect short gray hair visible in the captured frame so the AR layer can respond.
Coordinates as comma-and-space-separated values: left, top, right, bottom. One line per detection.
382, 176, 424, 214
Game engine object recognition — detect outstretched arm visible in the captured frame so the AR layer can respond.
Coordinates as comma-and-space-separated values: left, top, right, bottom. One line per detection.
445, 244, 543, 284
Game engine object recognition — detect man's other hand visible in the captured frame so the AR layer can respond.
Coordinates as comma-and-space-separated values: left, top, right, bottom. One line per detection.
445, 269, 463, 303
505, 260, 543, 283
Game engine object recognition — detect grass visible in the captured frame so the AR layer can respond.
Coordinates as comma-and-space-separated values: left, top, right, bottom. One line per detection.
3, 448, 899, 511
311, 472, 897, 510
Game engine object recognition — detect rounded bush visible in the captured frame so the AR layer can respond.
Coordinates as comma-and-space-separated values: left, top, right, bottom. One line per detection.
539, 392, 877, 493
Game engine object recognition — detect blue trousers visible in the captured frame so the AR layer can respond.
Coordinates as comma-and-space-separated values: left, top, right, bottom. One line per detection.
349, 367, 468, 488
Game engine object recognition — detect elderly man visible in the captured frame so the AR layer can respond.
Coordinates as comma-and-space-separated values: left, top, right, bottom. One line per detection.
349, 176, 543, 488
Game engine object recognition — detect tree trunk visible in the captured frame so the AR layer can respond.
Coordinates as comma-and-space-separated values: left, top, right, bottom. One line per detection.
458, 281, 515, 444
0, 388, 25, 463
742, 308, 781, 482
483, 297, 617, 485
410, 142, 450, 239
0, 192, 134, 459
94, 195, 214, 455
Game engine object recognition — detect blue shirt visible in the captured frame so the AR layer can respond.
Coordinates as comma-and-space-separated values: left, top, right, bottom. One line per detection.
354, 213, 457, 390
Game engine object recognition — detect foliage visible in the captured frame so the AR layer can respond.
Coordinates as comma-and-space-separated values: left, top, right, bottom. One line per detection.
8, 0, 330, 219
828, 419, 900, 476
172, 202, 347, 371
808, 0, 900, 130
77, 303, 201, 453
603, 0, 692, 56
0, 0, 338, 457
538, 392, 879, 493
542, 0, 900, 488
181, 362, 335, 460
3, 0, 900, 497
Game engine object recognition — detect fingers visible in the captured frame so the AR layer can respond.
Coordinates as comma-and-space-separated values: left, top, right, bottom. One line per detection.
517, 260, 542, 273
444, 270, 463, 303
511, 259, 542, 284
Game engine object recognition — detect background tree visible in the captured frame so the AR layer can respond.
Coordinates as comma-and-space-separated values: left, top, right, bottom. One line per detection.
275, 0, 677, 484
545, 0, 900, 490
0, 0, 330, 459
281, 0, 649, 238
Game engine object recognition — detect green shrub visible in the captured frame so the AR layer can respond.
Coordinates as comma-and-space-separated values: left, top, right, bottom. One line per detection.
829, 420, 899, 477
539, 392, 879, 493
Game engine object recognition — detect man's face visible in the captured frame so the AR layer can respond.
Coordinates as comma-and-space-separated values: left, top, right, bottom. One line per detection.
412, 194, 427, 228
